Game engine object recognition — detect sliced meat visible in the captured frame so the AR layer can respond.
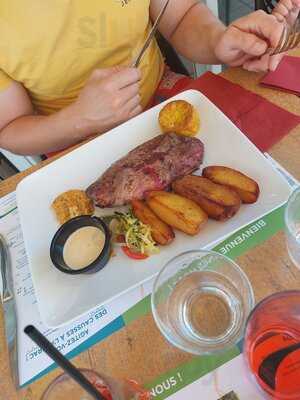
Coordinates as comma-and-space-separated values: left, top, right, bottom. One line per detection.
86, 133, 204, 207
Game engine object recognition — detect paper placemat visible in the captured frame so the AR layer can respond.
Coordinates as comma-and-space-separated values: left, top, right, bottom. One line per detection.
0, 193, 151, 386
0, 154, 298, 398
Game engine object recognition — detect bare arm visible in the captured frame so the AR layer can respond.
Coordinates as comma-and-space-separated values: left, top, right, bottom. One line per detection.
0, 67, 141, 156
0, 82, 88, 155
151, 0, 285, 71
150, 0, 225, 64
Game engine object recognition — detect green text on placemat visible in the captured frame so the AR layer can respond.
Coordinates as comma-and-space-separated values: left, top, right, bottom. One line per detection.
214, 204, 284, 259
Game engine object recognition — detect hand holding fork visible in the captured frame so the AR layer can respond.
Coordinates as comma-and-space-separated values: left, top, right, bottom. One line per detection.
268, 17, 300, 55
273, 0, 300, 27
247, 1, 300, 71
241, 2, 300, 72
269, 0, 300, 56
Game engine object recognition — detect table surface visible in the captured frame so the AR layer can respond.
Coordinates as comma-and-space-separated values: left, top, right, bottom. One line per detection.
1, 52, 300, 399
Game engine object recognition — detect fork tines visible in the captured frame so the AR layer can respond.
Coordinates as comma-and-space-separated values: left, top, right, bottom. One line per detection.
270, 18, 300, 56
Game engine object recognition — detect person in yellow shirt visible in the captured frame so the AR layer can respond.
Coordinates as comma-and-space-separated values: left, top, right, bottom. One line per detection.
0, 0, 298, 156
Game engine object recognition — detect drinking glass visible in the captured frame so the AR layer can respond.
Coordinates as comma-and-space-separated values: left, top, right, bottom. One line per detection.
244, 291, 300, 399
151, 250, 254, 355
41, 369, 150, 400
285, 187, 300, 268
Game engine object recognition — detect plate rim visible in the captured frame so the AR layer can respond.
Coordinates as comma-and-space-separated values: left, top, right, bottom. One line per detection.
16, 89, 291, 328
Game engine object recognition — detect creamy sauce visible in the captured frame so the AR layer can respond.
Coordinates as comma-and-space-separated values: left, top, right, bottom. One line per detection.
63, 226, 105, 270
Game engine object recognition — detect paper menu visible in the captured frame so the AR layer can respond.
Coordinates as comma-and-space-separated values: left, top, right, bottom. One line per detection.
0, 191, 151, 386
169, 355, 264, 400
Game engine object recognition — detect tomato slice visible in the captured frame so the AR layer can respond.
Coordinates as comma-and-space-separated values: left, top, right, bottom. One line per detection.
121, 246, 149, 260
115, 234, 125, 243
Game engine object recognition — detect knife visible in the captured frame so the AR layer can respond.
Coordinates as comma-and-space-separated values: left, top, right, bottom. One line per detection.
0, 234, 19, 388
132, 0, 170, 68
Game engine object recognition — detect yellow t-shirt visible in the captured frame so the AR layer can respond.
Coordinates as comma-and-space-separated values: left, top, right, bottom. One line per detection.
0, 0, 165, 114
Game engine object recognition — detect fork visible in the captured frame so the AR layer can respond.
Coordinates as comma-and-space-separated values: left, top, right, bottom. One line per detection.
269, 17, 300, 55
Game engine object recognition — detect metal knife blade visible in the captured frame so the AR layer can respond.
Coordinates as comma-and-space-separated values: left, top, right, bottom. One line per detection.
0, 234, 19, 388
132, 0, 170, 68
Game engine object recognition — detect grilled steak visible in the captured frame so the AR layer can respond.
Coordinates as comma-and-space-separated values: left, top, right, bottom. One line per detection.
86, 133, 204, 207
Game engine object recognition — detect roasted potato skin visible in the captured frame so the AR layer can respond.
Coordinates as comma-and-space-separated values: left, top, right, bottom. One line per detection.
172, 176, 241, 221
158, 100, 200, 137
52, 190, 95, 225
131, 200, 175, 245
203, 166, 260, 204
146, 191, 208, 236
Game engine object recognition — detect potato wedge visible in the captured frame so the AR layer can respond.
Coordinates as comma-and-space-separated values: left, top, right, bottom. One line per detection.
203, 166, 260, 204
131, 200, 175, 245
172, 176, 241, 221
146, 191, 208, 236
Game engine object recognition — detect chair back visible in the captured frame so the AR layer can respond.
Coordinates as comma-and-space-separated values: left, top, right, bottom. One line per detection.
156, 33, 190, 76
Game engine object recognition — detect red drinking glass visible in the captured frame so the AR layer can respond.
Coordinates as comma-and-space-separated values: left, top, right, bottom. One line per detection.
244, 291, 300, 399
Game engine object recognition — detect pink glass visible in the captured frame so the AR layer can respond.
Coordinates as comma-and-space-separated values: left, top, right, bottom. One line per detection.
244, 291, 300, 399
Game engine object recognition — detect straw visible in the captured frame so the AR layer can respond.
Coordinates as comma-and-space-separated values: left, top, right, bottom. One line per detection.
24, 325, 105, 400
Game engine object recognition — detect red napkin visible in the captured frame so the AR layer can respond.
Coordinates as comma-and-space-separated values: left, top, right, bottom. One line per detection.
261, 56, 300, 96
48, 69, 300, 158
155, 71, 300, 152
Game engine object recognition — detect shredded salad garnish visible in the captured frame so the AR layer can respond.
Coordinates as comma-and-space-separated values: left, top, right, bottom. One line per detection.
112, 210, 158, 256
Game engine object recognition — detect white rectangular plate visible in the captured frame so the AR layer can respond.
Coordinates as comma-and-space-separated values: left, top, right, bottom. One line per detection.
17, 90, 291, 327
